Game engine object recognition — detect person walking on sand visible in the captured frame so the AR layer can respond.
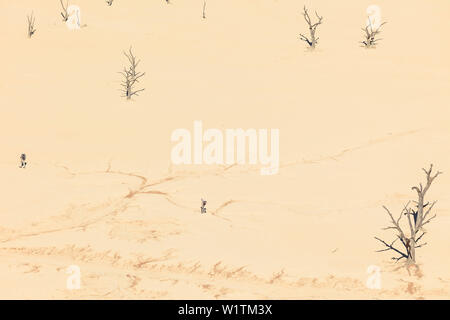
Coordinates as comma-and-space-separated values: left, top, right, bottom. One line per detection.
19, 154, 27, 168
201, 198, 207, 214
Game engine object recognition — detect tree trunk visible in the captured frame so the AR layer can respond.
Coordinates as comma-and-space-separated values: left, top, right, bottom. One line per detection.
409, 239, 416, 263
310, 28, 316, 48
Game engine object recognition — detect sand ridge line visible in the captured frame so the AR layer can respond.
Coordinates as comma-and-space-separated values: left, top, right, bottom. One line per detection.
0, 199, 132, 244
280, 128, 423, 169
1, 245, 440, 299
0, 245, 374, 295
29, 161, 336, 234
0, 163, 231, 244
55, 163, 241, 222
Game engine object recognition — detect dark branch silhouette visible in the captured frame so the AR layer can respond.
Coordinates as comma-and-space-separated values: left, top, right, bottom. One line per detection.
27, 12, 36, 38
299, 6, 323, 49
361, 18, 386, 48
60, 0, 69, 22
375, 164, 442, 264
119, 47, 146, 100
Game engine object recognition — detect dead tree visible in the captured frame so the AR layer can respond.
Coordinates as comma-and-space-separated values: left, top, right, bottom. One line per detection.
106, 0, 114, 6
299, 6, 323, 49
375, 164, 442, 264
361, 18, 386, 48
202, 0, 207, 19
60, 0, 69, 22
119, 47, 145, 100
27, 12, 36, 38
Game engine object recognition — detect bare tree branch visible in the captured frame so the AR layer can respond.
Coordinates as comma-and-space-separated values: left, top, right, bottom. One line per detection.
374, 237, 408, 261
299, 6, 323, 49
375, 164, 442, 264
27, 12, 36, 38
60, 0, 69, 22
361, 18, 386, 48
202, 0, 207, 19
415, 231, 426, 244
120, 47, 146, 100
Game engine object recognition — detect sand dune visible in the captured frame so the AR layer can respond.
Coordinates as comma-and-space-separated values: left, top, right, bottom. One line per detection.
0, 0, 449, 299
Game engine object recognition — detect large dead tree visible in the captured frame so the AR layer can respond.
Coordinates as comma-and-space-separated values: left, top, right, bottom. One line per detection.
27, 12, 36, 38
299, 6, 323, 49
119, 47, 145, 100
375, 164, 442, 264
361, 18, 386, 48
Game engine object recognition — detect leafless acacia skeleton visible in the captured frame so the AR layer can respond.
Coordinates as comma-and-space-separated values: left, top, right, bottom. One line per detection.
361, 18, 386, 48
27, 12, 36, 38
60, 0, 69, 22
202, 0, 207, 19
119, 47, 146, 100
299, 6, 323, 49
375, 164, 442, 264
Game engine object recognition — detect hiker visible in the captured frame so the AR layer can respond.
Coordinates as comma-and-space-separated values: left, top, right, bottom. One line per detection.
19, 154, 27, 168
201, 198, 207, 214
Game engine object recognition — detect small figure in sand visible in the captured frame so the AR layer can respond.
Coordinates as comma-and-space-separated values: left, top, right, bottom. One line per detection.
19, 154, 27, 168
201, 198, 207, 214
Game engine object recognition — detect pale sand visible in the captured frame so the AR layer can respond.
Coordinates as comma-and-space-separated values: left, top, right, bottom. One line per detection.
0, 0, 449, 299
